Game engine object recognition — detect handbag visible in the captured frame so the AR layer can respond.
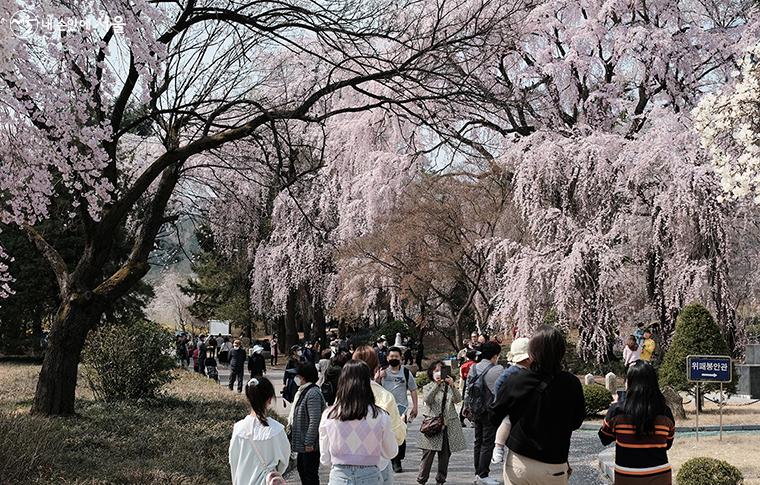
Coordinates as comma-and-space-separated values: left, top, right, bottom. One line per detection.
420, 383, 448, 437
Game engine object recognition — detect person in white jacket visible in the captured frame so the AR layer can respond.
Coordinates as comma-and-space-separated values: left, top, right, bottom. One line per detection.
229, 377, 291, 485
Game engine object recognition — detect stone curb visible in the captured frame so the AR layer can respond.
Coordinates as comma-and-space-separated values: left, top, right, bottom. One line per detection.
594, 424, 760, 483
598, 447, 614, 482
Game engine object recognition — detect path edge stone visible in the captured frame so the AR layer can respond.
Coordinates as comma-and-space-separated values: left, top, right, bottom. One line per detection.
598, 447, 614, 482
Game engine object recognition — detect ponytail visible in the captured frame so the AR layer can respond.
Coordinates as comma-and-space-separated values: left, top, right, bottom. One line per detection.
245, 377, 275, 426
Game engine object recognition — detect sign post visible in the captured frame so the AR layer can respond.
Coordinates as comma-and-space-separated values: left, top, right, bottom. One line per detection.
687, 355, 732, 441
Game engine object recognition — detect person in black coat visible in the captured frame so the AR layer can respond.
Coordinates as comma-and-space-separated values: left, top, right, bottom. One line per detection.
248, 345, 267, 378
282, 345, 304, 403
228, 339, 247, 393
490, 325, 585, 484
197, 335, 207, 375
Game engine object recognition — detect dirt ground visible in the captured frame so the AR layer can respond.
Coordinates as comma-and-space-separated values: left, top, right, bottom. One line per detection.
669, 434, 760, 484
678, 397, 760, 426
587, 399, 760, 426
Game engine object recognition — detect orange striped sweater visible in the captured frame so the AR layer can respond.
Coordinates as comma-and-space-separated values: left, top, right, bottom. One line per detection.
598, 403, 675, 477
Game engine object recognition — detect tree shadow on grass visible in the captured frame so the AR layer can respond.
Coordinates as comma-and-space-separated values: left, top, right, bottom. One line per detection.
9, 396, 249, 485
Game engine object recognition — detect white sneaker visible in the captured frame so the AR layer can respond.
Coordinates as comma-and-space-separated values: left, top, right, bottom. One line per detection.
491, 446, 504, 464
476, 477, 501, 485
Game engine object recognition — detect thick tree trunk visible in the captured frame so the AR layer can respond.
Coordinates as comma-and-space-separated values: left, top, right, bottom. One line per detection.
313, 301, 327, 348
31, 296, 103, 416
338, 318, 347, 339
285, 289, 298, 350
277, 316, 286, 353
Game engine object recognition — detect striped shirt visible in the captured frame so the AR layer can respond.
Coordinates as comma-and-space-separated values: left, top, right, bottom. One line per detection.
598, 403, 675, 477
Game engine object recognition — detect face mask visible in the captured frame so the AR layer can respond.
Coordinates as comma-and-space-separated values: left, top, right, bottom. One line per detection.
233, 345, 239, 349
433, 371, 441, 381
294, 376, 303, 387
388, 359, 401, 368
297, 351, 303, 357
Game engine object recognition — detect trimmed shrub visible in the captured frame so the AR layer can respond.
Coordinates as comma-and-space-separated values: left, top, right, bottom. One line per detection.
83, 319, 176, 401
416, 370, 430, 389
677, 457, 743, 485
659, 303, 734, 393
583, 384, 612, 416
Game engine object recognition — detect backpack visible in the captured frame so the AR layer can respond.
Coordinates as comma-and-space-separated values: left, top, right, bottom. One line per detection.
400, 366, 411, 387
464, 363, 495, 419
320, 380, 336, 405
282, 377, 298, 403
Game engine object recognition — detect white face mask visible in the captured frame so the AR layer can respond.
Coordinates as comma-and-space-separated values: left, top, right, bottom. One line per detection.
294, 376, 303, 387
433, 370, 442, 381
233, 345, 239, 349
297, 351, 303, 357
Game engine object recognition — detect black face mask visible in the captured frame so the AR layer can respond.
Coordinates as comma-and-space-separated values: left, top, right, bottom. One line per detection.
388, 359, 401, 368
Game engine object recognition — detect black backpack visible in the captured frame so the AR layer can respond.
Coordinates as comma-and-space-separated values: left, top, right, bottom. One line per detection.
321, 380, 336, 405
464, 363, 495, 418
282, 377, 298, 403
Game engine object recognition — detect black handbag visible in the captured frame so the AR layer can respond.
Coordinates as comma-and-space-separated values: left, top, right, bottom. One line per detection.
420, 383, 448, 437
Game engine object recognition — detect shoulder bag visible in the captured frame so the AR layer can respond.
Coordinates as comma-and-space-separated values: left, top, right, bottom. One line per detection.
249, 433, 287, 485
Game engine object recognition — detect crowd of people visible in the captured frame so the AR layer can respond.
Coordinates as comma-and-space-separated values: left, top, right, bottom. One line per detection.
222, 326, 674, 485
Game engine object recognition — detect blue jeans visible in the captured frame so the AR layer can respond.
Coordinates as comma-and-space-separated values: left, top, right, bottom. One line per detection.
329, 464, 382, 485
380, 463, 393, 485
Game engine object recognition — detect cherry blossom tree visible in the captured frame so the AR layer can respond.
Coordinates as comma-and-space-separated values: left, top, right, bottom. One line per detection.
337, 170, 511, 350
475, 0, 755, 361
240, 0, 759, 363
0, 0, 526, 415
248, 106, 424, 349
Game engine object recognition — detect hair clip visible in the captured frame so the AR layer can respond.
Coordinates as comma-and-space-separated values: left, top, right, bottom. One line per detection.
247, 378, 259, 388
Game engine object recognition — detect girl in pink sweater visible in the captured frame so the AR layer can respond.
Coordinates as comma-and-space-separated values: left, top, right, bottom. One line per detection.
320, 360, 398, 484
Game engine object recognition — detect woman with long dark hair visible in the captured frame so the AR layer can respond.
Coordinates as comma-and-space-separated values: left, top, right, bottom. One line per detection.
319, 360, 399, 485
229, 377, 290, 485
491, 325, 585, 485
599, 361, 675, 484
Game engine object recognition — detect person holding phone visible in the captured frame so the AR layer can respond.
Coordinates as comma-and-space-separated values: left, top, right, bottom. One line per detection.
377, 346, 419, 473
417, 360, 466, 484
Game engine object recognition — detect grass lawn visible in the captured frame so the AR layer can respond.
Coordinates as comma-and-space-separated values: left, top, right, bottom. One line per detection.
0, 363, 250, 484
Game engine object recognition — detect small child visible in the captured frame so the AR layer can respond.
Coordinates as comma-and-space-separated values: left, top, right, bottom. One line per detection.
192, 346, 200, 372
491, 337, 532, 464
205, 354, 218, 382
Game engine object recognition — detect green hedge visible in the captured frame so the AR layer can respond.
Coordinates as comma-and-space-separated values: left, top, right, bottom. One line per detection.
373, 320, 413, 344
583, 384, 612, 416
677, 457, 743, 485
659, 303, 734, 393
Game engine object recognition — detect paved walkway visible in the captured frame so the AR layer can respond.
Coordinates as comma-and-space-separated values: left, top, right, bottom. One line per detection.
284, 425, 608, 484
215, 364, 609, 484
